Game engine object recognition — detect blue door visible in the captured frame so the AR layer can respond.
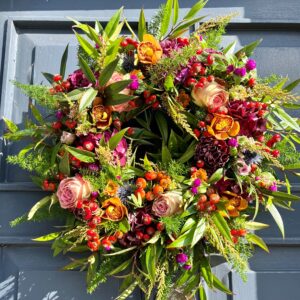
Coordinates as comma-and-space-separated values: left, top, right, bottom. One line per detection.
0, 1, 299, 299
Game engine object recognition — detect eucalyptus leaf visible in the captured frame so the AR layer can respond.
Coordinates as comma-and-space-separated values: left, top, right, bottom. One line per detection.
65, 146, 95, 163
28, 196, 51, 220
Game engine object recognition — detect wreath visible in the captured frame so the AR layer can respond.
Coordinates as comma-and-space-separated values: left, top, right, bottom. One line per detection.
4, 0, 300, 299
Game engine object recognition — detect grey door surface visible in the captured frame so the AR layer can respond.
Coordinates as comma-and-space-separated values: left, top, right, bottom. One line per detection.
0, 1, 300, 299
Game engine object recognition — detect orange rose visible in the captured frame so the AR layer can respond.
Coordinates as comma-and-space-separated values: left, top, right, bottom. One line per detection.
104, 180, 119, 196
191, 82, 228, 112
207, 114, 240, 140
92, 104, 112, 129
102, 197, 128, 221
137, 34, 162, 64
223, 192, 248, 217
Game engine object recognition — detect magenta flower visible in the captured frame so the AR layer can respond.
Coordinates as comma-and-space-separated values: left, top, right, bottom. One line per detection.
176, 253, 188, 264
193, 178, 201, 187
183, 264, 192, 270
234, 67, 247, 77
128, 74, 139, 90
228, 138, 238, 147
246, 59, 256, 71
226, 64, 234, 74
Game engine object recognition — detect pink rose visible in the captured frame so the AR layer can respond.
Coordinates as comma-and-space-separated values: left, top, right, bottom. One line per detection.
57, 176, 92, 209
191, 81, 228, 113
152, 191, 183, 217
106, 72, 135, 113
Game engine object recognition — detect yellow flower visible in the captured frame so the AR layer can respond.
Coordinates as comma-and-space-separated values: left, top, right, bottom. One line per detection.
191, 168, 208, 181
223, 192, 248, 217
104, 180, 119, 196
137, 34, 162, 64
102, 197, 128, 221
207, 114, 240, 140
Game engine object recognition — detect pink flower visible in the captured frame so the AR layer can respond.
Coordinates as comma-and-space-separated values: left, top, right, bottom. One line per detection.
57, 176, 92, 209
60, 131, 76, 145
106, 72, 135, 113
68, 69, 92, 88
237, 158, 251, 176
191, 81, 228, 113
152, 191, 183, 217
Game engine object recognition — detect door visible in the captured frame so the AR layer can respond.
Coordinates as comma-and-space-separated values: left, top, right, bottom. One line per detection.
0, 1, 299, 299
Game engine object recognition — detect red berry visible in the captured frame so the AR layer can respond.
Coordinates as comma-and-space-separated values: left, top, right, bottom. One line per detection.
206, 55, 214, 65
257, 135, 265, 142
248, 78, 256, 87
156, 222, 165, 231
197, 202, 206, 212
53, 74, 62, 82
143, 214, 152, 225
126, 38, 134, 45
136, 177, 147, 189
42, 180, 49, 190
120, 40, 128, 47
185, 77, 197, 87
192, 62, 202, 74
146, 227, 155, 236
127, 127, 135, 136
145, 171, 157, 181
62, 81, 71, 90
87, 241, 99, 251
87, 229, 97, 237
83, 141, 95, 151
230, 229, 239, 236
146, 95, 157, 104
89, 202, 99, 212
209, 194, 220, 204
200, 67, 206, 75
136, 231, 144, 240
262, 103, 268, 110
65, 119, 77, 129
198, 121, 206, 128
232, 236, 239, 244
48, 182, 56, 191
52, 121, 62, 130
272, 149, 280, 158
182, 38, 189, 45
49, 88, 56, 94
143, 90, 151, 99
195, 82, 204, 89
193, 128, 201, 138
152, 101, 160, 109
190, 167, 198, 174
207, 75, 214, 82
113, 119, 122, 129
143, 234, 150, 241
196, 160, 204, 168
251, 164, 258, 172
76, 200, 83, 209
134, 187, 146, 199
273, 134, 281, 142
199, 77, 207, 84
196, 48, 203, 55
238, 229, 247, 236
54, 85, 63, 92
177, 37, 184, 43
84, 208, 92, 220
258, 110, 265, 117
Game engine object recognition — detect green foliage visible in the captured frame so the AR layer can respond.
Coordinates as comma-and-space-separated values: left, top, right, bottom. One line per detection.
12, 81, 62, 109
162, 160, 189, 179
160, 215, 185, 235
101, 220, 120, 234
276, 140, 300, 166
83, 171, 107, 191
147, 5, 166, 38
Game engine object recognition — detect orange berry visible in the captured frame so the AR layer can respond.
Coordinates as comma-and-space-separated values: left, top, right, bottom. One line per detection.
209, 194, 220, 204
198, 194, 207, 203
145, 191, 155, 201
152, 184, 164, 195
136, 177, 147, 189
157, 172, 165, 181
145, 171, 157, 181
160, 178, 170, 189
134, 188, 145, 199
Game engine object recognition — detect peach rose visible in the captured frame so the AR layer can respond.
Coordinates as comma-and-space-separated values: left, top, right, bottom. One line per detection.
57, 176, 92, 209
137, 34, 162, 64
102, 197, 128, 221
92, 104, 112, 129
191, 82, 228, 112
207, 114, 240, 140
103, 180, 119, 196
152, 191, 183, 217
223, 192, 248, 217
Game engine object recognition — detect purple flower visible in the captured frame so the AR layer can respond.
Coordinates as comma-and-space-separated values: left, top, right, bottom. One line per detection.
55, 110, 64, 120
160, 39, 185, 57
234, 67, 247, 77
91, 191, 99, 198
183, 264, 192, 270
68, 69, 92, 88
191, 186, 198, 195
193, 178, 201, 187
269, 182, 278, 192
246, 59, 256, 71
226, 64, 234, 74
228, 138, 238, 147
128, 74, 139, 90
176, 253, 188, 264
88, 163, 100, 172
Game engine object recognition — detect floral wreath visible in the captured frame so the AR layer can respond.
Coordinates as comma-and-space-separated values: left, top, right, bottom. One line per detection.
3, 0, 300, 299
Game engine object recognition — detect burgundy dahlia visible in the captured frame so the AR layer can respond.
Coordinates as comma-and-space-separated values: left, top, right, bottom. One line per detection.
228, 100, 267, 138
195, 137, 230, 175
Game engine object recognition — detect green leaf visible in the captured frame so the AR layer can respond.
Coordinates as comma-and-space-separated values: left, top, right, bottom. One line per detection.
211, 212, 232, 242
62, 258, 88, 270
173, 0, 179, 25
181, 217, 197, 234
274, 77, 288, 90
104, 7, 123, 39
78, 88, 98, 112
30, 104, 44, 124
28, 196, 51, 220
284, 163, 300, 169
98, 58, 119, 87
267, 202, 285, 238
212, 274, 232, 294
245, 221, 269, 231
65, 145, 95, 163
199, 284, 207, 300
145, 244, 156, 282
74, 31, 98, 58
273, 107, 300, 132
66, 89, 85, 101
78, 55, 96, 83
162, 144, 172, 164
119, 218, 130, 233
283, 103, 300, 109
59, 151, 70, 175
2, 117, 18, 133
235, 38, 263, 57
105, 80, 132, 95
263, 190, 300, 201
246, 233, 269, 252
167, 227, 194, 248
108, 128, 128, 150
109, 21, 125, 41
33, 232, 60, 242
200, 256, 213, 288
178, 141, 197, 163
103, 246, 137, 256
109, 258, 132, 275
170, 16, 206, 38
51, 142, 61, 166
138, 8, 146, 41
104, 38, 122, 66
191, 218, 206, 247
95, 20, 103, 34
60, 44, 69, 79
104, 93, 135, 106
223, 41, 236, 55
208, 168, 223, 184
284, 78, 300, 92
159, 0, 173, 38
164, 74, 175, 91
183, 0, 207, 20
42, 72, 54, 84
116, 280, 138, 300
155, 111, 169, 144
